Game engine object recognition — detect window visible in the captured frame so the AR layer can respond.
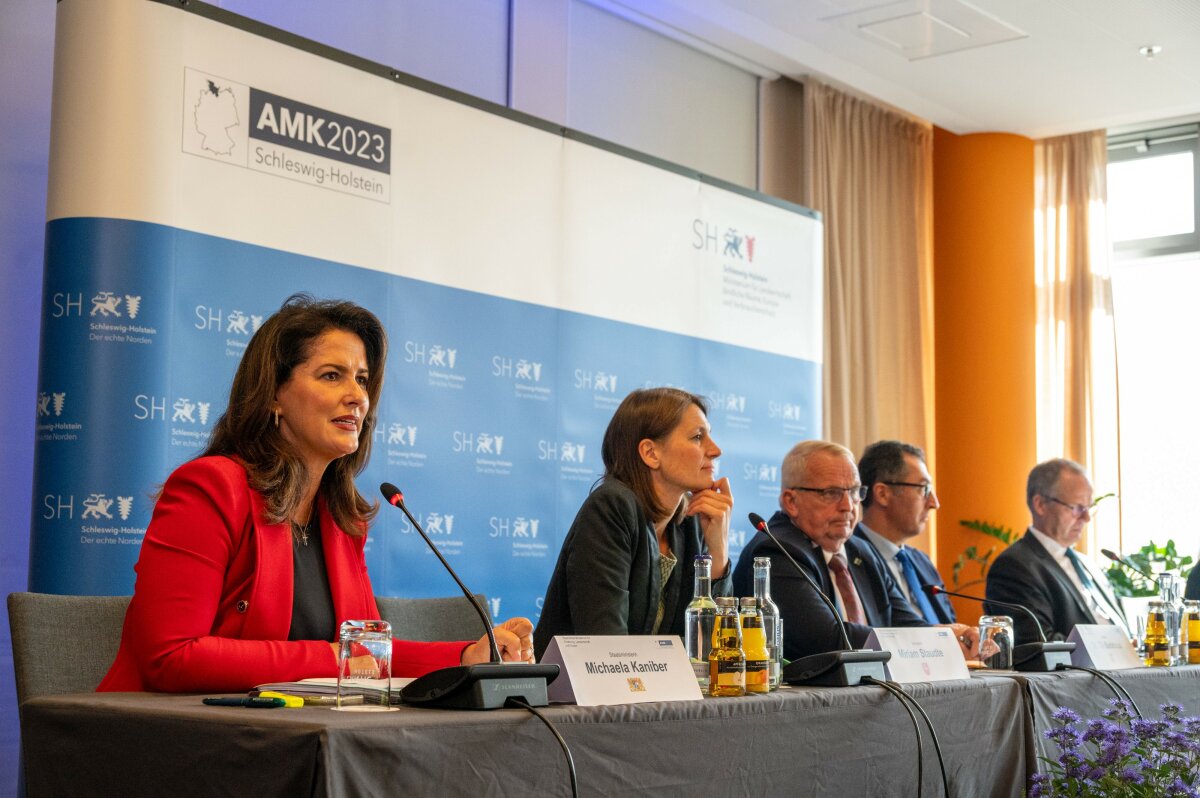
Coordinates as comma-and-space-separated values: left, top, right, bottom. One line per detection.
1104, 124, 1200, 561
1108, 125, 1199, 259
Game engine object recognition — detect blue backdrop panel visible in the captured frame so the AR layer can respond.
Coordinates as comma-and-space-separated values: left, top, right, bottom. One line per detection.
32, 217, 819, 624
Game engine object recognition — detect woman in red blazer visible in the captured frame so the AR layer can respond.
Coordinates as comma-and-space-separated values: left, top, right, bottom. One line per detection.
99, 295, 533, 693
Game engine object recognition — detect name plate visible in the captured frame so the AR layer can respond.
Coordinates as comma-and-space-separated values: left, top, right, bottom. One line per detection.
865, 627, 969, 683
540, 635, 703, 705
1068, 624, 1142, 670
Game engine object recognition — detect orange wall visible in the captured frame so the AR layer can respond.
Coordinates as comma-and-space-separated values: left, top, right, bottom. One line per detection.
932, 129, 1037, 624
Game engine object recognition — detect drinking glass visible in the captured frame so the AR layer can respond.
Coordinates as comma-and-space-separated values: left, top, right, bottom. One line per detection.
336, 619, 397, 711
978, 615, 1014, 670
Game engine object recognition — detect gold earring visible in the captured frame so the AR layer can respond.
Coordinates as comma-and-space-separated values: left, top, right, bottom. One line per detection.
273, 409, 280, 429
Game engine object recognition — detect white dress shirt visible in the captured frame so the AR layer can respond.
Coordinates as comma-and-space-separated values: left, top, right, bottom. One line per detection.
1028, 527, 1123, 630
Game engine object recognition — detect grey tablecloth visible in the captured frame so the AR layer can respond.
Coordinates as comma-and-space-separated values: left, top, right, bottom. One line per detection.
22, 676, 1029, 797
1005, 665, 1200, 771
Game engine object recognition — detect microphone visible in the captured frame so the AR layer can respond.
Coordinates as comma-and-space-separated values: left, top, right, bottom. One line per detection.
923, 585, 1074, 672
748, 512, 889, 687
379, 483, 558, 709
1100, 549, 1157, 582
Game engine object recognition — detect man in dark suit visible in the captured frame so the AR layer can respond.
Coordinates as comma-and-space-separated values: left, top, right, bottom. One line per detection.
733, 440, 979, 661
986, 458, 1129, 643
854, 440, 956, 624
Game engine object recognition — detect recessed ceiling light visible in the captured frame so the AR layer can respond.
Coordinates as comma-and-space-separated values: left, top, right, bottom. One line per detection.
1139, 45, 1163, 59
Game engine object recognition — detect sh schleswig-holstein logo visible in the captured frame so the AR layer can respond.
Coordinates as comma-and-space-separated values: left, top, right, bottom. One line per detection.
182, 68, 391, 203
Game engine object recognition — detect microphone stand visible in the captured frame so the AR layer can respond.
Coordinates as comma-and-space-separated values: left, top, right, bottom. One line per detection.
380, 483, 559, 709
749, 513, 890, 687
925, 586, 1074, 672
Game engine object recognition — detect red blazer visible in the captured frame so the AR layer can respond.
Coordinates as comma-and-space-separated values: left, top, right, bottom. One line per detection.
98, 456, 467, 692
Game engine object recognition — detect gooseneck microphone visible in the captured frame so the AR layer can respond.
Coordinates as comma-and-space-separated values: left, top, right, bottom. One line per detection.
748, 512, 889, 687
379, 483, 559, 709
381, 482, 499, 659
923, 585, 1074, 672
1100, 549, 1157, 582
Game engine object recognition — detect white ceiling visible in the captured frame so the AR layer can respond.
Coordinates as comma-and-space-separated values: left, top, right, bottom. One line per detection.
599, 0, 1200, 138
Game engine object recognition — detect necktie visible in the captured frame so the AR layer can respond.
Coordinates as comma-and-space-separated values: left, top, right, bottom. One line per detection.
828, 553, 867, 625
895, 547, 941, 625
1065, 547, 1129, 633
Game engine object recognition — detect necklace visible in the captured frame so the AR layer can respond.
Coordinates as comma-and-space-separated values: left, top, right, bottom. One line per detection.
291, 518, 313, 547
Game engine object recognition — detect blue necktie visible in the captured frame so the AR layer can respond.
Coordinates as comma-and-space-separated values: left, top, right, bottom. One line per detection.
895, 547, 941, 624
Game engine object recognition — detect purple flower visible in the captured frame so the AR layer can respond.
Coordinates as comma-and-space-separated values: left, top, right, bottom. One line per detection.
1032, 703, 1200, 797
1162, 703, 1183, 720
1045, 724, 1082, 752
1103, 698, 1135, 723
1166, 776, 1200, 798
1096, 728, 1134, 766
1052, 707, 1081, 724
1082, 718, 1113, 743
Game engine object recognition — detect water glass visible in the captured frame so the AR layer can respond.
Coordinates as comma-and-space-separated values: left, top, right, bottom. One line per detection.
337, 619, 396, 711
978, 615, 1014, 670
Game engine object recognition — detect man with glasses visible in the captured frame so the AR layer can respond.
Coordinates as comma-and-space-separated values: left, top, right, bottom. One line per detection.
733, 440, 979, 661
854, 440, 956, 624
986, 458, 1130, 643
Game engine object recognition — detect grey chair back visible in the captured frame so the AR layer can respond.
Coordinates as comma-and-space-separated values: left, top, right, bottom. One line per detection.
375, 594, 491, 642
7, 592, 130, 707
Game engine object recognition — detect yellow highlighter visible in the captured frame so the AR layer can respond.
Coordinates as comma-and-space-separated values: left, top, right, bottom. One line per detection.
255, 691, 305, 708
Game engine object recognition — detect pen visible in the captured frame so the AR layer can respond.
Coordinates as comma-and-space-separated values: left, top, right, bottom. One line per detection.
203, 696, 287, 708
302, 695, 363, 706
255, 691, 305, 708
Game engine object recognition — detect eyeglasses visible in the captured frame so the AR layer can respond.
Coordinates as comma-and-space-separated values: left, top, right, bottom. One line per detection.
883, 481, 936, 499
789, 485, 868, 504
1042, 495, 1097, 518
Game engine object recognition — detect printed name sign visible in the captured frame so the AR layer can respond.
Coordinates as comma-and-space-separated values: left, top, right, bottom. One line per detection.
1068, 625, 1143, 670
540, 636, 703, 705
865, 627, 970, 683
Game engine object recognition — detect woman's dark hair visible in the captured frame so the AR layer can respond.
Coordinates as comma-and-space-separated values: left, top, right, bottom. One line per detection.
601, 387, 708, 521
200, 293, 386, 535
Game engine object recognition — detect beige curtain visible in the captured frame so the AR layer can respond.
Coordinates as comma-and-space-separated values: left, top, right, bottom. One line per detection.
1034, 131, 1118, 539
761, 78, 935, 461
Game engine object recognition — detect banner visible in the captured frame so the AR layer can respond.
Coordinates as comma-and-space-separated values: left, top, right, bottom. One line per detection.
33, 0, 823, 623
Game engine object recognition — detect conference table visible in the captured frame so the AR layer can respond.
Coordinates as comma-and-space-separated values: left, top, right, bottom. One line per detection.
1008, 664, 1200, 767
20, 667, 1197, 797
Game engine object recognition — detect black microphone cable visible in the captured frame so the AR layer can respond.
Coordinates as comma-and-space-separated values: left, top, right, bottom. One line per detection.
1053, 663, 1143, 718
862, 676, 925, 798
885, 680, 949, 798
506, 697, 579, 798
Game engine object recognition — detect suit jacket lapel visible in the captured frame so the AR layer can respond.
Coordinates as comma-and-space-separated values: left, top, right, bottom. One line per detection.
1022, 532, 1094, 621
245, 488, 294, 640
789, 535, 835, 600
320, 499, 375, 623
846, 542, 884, 626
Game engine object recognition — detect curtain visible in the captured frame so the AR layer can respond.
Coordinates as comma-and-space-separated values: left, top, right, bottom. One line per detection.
1034, 131, 1118, 543
762, 78, 935, 462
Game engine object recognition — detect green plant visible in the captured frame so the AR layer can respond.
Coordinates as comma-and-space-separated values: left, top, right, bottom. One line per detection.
952, 519, 1015, 590
1104, 540, 1194, 598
